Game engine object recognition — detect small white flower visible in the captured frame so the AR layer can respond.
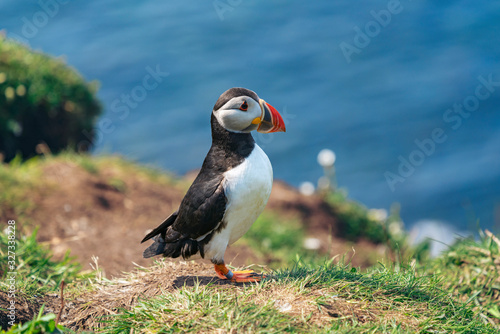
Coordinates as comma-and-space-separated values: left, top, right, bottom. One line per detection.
299, 182, 315, 196
368, 208, 388, 222
317, 149, 336, 167
389, 221, 403, 237
303, 237, 321, 250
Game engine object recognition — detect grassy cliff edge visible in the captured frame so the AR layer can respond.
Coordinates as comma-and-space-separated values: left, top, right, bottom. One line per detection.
0, 154, 498, 333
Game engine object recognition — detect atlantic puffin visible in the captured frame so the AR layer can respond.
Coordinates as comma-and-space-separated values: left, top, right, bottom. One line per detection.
141, 87, 286, 282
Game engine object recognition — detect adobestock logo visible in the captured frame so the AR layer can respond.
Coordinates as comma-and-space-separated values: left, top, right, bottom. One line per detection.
213, 0, 243, 21
384, 73, 500, 192
339, 0, 410, 64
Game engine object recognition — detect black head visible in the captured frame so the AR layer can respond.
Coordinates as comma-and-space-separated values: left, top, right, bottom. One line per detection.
213, 87, 259, 111
212, 87, 286, 133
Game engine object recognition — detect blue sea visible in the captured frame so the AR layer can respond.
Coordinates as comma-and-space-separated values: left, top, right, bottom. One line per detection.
1, 0, 499, 234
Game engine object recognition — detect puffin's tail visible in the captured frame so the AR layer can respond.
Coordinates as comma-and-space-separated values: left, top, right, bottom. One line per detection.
143, 235, 204, 259
143, 235, 167, 258
142, 211, 204, 259
142, 211, 178, 258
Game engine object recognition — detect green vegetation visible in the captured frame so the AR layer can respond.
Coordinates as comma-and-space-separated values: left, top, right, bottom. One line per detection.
0, 228, 81, 296
2, 227, 498, 332
0, 37, 102, 162
242, 212, 318, 267
326, 191, 426, 260
327, 191, 387, 243
3, 306, 66, 334
0, 154, 497, 332
242, 188, 421, 269
421, 230, 500, 326
270, 260, 493, 333
0, 155, 41, 222
50, 151, 178, 186
48, 256, 500, 333
100, 282, 312, 333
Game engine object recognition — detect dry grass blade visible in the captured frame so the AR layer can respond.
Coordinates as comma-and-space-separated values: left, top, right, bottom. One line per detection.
485, 229, 500, 249
467, 246, 491, 257
55, 280, 65, 326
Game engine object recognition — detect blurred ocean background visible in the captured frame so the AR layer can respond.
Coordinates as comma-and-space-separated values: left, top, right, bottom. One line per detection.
1, 0, 499, 233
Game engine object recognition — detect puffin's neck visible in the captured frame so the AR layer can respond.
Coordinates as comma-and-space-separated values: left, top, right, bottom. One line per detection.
210, 113, 255, 158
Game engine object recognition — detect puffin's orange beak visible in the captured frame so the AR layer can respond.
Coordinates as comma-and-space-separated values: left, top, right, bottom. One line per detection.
256, 99, 286, 133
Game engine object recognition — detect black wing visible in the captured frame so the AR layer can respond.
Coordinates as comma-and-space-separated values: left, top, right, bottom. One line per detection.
141, 170, 227, 243
171, 171, 227, 241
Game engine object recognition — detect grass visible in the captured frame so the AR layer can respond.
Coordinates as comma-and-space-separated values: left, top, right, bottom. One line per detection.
273, 261, 489, 333
48, 151, 178, 187
420, 230, 500, 327
325, 191, 431, 263
0, 155, 42, 224
82, 258, 497, 333
0, 228, 82, 296
99, 283, 312, 333
0, 153, 498, 332
3, 229, 497, 333
3, 305, 66, 334
0, 228, 82, 334
326, 191, 400, 245
5, 243, 494, 333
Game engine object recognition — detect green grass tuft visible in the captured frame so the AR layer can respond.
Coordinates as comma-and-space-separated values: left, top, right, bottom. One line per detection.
95, 260, 497, 333
0, 156, 42, 221
99, 282, 313, 333
273, 260, 494, 333
422, 230, 500, 327
0, 228, 82, 295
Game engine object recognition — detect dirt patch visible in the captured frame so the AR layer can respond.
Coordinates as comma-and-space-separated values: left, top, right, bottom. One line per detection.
309, 288, 424, 329
251, 285, 424, 330
0, 290, 60, 329
32, 160, 183, 277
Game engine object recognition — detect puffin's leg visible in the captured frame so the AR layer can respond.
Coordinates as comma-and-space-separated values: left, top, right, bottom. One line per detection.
213, 263, 261, 283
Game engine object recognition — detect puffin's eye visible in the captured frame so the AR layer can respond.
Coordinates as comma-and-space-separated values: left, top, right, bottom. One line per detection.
239, 101, 248, 111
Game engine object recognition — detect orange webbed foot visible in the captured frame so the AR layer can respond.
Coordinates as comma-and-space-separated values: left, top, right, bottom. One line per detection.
214, 264, 264, 283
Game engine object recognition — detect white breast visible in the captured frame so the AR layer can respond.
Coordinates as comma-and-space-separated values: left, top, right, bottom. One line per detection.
204, 144, 273, 262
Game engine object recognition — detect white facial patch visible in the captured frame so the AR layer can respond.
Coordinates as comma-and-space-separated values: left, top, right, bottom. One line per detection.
213, 97, 262, 132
